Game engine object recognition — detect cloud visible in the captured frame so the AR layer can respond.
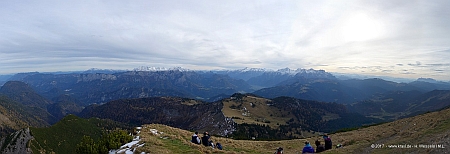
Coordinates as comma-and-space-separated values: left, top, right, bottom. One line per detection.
408, 61, 422, 67
427, 63, 450, 67
0, 0, 449, 80
401, 72, 416, 75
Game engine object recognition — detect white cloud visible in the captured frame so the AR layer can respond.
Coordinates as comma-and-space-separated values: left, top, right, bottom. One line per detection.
0, 0, 449, 80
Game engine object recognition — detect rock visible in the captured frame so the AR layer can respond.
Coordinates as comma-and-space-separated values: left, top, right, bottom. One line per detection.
0, 128, 33, 154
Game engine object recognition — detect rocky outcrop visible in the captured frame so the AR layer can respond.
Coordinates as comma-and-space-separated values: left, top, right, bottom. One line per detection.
0, 128, 33, 154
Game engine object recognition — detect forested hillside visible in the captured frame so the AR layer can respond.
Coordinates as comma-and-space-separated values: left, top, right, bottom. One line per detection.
79, 97, 235, 136
221, 94, 382, 140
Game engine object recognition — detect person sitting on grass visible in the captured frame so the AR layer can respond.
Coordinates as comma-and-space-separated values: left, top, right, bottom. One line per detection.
323, 135, 332, 150
201, 132, 210, 147
302, 141, 315, 153
191, 131, 201, 144
201, 131, 215, 148
315, 140, 325, 153
274, 147, 283, 154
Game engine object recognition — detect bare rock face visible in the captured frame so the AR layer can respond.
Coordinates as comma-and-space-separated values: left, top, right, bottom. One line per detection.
0, 128, 33, 154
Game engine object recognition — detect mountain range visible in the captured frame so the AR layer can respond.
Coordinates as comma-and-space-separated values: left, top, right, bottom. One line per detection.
1, 67, 450, 153
346, 89, 450, 120
6, 67, 450, 104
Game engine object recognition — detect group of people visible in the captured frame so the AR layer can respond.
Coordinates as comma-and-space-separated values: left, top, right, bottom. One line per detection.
301, 135, 333, 153
274, 135, 333, 154
191, 131, 223, 150
192, 131, 333, 153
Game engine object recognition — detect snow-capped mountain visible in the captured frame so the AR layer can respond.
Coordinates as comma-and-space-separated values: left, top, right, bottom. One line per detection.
133, 66, 191, 72
275, 68, 330, 75
83, 68, 127, 74
235, 67, 273, 72
247, 68, 336, 87
130, 66, 334, 87
212, 67, 273, 81
276, 68, 297, 74
294, 69, 335, 79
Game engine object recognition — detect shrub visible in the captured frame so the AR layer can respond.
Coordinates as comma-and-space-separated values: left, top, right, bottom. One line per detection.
76, 130, 133, 154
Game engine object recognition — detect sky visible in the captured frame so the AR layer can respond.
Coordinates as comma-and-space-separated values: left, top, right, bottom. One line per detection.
1, 0, 450, 80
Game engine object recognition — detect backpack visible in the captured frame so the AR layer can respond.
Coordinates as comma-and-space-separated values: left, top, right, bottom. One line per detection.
216, 142, 223, 150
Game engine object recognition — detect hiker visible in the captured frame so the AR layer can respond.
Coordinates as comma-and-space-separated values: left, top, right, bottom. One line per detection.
302, 141, 315, 153
201, 132, 211, 147
274, 147, 283, 154
323, 135, 332, 150
191, 131, 201, 144
315, 140, 325, 153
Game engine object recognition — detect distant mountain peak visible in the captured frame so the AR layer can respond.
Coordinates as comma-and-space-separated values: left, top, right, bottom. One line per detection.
237, 67, 272, 72
133, 66, 190, 72
416, 78, 438, 83
86, 68, 103, 71
275, 68, 327, 75
85, 68, 120, 71
83, 68, 126, 74
276, 67, 294, 74
1, 81, 34, 92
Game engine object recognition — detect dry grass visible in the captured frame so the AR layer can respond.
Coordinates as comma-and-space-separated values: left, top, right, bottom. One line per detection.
136, 123, 317, 154
322, 108, 450, 154
221, 96, 294, 128
136, 108, 450, 154
221, 95, 320, 138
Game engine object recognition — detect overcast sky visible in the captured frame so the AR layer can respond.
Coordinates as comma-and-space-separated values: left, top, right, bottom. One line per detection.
1, 0, 449, 80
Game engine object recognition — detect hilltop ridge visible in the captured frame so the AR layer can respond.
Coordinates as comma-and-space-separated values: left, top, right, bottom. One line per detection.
133, 106, 450, 153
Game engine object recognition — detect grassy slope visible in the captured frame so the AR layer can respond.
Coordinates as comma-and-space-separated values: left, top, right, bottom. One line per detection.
136, 107, 450, 154
222, 96, 292, 128
221, 96, 317, 138
323, 107, 450, 154
136, 124, 310, 154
